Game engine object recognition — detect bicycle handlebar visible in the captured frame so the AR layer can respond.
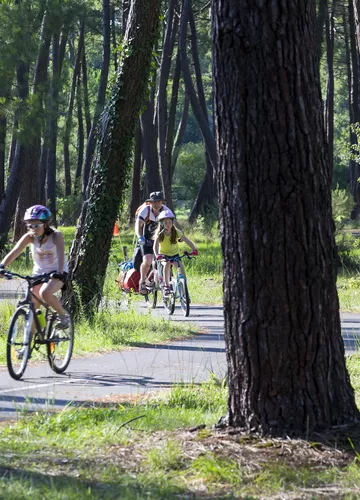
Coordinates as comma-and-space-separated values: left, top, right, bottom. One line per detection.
156, 252, 196, 263
0, 270, 53, 284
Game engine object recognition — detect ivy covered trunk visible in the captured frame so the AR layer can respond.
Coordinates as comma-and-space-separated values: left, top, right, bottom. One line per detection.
212, 0, 359, 435
67, 0, 161, 313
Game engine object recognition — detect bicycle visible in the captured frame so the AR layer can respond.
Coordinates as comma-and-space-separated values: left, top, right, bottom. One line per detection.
156, 253, 195, 317
2, 270, 74, 380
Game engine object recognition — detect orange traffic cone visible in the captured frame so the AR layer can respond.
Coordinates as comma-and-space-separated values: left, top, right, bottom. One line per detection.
113, 221, 119, 236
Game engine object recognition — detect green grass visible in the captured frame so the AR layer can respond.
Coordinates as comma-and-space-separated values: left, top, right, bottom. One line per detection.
1, 367, 360, 499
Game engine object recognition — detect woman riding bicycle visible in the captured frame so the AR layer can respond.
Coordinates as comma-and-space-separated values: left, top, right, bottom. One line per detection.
0, 205, 69, 328
153, 210, 198, 296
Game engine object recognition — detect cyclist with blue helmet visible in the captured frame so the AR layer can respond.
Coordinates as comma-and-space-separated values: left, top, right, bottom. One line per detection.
0, 205, 70, 328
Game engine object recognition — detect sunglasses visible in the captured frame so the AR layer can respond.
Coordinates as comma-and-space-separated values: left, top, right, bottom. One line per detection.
27, 223, 44, 229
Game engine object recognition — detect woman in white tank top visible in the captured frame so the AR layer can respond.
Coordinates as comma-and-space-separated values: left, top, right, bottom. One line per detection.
0, 205, 70, 328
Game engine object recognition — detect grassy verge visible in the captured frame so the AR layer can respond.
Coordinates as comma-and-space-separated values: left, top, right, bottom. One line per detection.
0, 360, 359, 499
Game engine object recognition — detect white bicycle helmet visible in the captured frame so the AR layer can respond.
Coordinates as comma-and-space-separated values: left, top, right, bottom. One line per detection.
157, 209, 175, 221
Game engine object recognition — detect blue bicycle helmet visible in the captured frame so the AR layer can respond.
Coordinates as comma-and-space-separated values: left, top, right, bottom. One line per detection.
24, 205, 52, 222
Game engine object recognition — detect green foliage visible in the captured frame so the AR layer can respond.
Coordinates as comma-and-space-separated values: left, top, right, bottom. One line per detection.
332, 186, 353, 234
56, 194, 83, 225
172, 142, 205, 207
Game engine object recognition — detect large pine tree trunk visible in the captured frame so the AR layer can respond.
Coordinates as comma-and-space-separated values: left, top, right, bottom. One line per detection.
212, 0, 358, 435
66, 0, 161, 314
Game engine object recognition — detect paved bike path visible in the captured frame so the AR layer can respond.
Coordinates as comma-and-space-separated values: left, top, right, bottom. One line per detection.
0, 302, 359, 421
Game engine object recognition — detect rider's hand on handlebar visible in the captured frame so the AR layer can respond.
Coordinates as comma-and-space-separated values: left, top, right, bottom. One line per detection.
190, 250, 198, 256
156, 254, 164, 261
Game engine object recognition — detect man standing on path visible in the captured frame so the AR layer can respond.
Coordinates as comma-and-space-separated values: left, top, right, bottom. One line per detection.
134, 191, 180, 294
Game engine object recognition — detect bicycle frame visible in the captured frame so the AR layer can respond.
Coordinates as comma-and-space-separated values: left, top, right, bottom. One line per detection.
155, 253, 193, 315
5, 271, 58, 346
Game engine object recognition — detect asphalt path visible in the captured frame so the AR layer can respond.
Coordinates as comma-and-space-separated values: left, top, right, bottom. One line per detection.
0, 280, 359, 420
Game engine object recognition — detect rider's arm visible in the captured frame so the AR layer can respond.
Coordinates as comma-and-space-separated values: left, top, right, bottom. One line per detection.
54, 231, 65, 274
135, 218, 145, 238
0, 233, 33, 268
173, 218, 182, 232
153, 236, 160, 257
180, 234, 196, 252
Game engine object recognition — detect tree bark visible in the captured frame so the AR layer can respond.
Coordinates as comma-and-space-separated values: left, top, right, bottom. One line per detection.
75, 72, 84, 193
349, 0, 360, 215
188, 2, 217, 222
66, 0, 161, 314
141, 89, 162, 196
129, 120, 142, 222
165, 48, 181, 182
179, 0, 216, 168
171, 92, 189, 178
82, 0, 111, 195
82, 46, 92, 139
63, 20, 85, 197
13, 10, 52, 241
212, 0, 358, 435
0, 61, 29, 249
315, 0, 328, 63
324, 0, 335, 177
156, 0, 177, 207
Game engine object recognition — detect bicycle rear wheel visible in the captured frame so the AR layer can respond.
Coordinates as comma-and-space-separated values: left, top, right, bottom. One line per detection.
179, 278, 190, 317
6, 308, 31, 380
47, 310, 74, 374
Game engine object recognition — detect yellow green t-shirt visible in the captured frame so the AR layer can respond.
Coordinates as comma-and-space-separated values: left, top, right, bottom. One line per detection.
159, 228, 183, 256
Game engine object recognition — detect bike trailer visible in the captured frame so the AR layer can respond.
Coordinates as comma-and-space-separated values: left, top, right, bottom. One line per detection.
116, 260, 133, 288
123, 268, 140, 292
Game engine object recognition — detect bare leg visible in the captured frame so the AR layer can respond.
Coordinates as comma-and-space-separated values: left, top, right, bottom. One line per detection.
39, 279, 66, 315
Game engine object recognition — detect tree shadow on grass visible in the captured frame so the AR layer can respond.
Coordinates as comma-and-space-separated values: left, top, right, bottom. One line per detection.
0, 464, 234, 500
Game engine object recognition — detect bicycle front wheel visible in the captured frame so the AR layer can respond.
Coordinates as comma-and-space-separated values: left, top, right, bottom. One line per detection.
47, 311, 74, 374
6, 308, 31, 380
178, 278, 190, 317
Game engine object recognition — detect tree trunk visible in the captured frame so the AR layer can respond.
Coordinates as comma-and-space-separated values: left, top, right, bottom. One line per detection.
129, 120, 142, 222
171, 92, 189, 178
156, 0, 177, 207
212, 0, 358, 435
349, 0, 360, 215
165, 48, 181, 182
63, 20, 85, 197
141, 89, 162, 196
0, 61, 29, 250
179, 0, 216, 168
45, 31, 64, 222
75, 72, 84, 193
324, 0, 335, 177
316, 0, 328, 63
82, 0, 111, 195
82, 46, 92, 139
13, 10, 52, 241
111, 3, 118, 73
188, 2, 217, 222
66, 0, 161, 315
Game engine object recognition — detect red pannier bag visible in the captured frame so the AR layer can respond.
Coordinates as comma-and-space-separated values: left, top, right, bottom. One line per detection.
123, 268, 140, 292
